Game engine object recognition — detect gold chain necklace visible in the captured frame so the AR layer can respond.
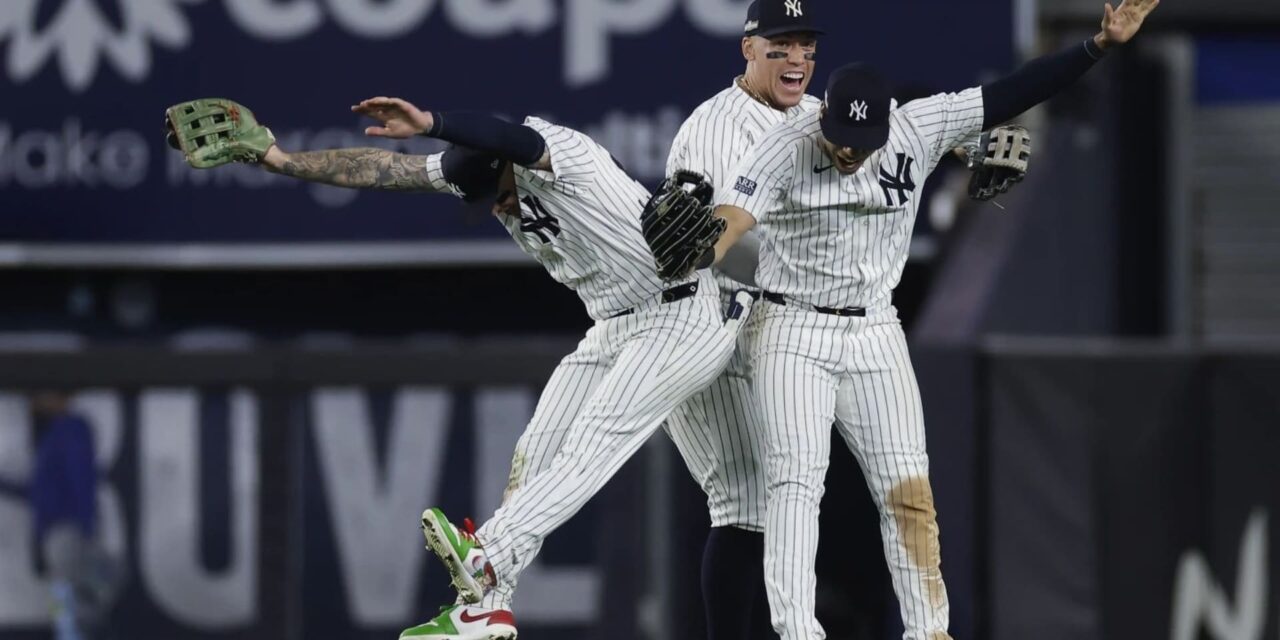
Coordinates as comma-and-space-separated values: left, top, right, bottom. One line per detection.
736, 75, 777, 109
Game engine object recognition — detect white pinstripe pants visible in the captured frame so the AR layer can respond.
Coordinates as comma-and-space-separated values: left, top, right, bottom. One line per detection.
477, 289, 749, 611
745, 301, 950, 640
664, 331, 767, 531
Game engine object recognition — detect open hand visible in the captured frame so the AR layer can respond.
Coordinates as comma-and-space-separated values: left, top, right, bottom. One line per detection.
1097, 0, 1160, 49
352, 97, 433, 139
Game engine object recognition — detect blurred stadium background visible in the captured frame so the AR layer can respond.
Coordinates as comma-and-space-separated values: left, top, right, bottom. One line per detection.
1, 0, 1278, 639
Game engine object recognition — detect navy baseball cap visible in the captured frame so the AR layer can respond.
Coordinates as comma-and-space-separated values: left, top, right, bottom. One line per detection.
820, 63, 892, 150
441, 145, 507, 203
744, 0, 824, 38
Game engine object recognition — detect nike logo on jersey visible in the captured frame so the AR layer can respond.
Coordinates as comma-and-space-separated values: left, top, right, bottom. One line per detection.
458, 610, 501, 624
813, 164, 835, 174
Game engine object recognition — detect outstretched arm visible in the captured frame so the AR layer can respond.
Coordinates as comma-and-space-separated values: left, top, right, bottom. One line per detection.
260, 145, 445, 192
164, 98, 449, 192
261, 93, 539, 192
982, 0, 1159, 127
353, 97, 552, 171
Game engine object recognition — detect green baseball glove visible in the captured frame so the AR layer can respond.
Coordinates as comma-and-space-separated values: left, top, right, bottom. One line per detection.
164, 98, 275, 169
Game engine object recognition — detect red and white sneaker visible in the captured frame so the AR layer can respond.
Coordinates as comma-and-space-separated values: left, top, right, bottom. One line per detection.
398, 604, 516, 640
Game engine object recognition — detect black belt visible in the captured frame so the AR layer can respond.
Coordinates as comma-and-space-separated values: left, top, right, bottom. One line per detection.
762, 291, 865, 317
606, 282, 700, 319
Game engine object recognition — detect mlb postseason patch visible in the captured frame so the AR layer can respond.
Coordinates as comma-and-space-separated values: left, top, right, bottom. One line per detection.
734, 176, 758, 196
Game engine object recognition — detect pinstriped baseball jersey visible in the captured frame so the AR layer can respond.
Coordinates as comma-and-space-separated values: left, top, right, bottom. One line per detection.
716, 87, 985, 310
667, 82, 822, 294
722, 86, 986, 640
668, 81, 822, 196
496, 116, 701, 321
654, 82, 820, 531
412, 116, 755, 615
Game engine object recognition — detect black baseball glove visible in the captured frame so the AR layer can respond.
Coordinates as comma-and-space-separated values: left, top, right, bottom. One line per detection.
966, 125, 1031, 201
642, 170, 725, 281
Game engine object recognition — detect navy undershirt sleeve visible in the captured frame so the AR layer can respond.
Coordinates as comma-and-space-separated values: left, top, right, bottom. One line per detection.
981, 38, 1108, 128
426, 112, 547, 167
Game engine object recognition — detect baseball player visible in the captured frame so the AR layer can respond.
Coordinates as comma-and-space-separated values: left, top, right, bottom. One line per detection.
664, 1, 1031, 638
645, 0, 1160, 638
163, 96, 752, 640
661, 2, 821, 638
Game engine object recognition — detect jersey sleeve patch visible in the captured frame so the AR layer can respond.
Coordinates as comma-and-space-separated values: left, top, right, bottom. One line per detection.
734, 176, 758, 196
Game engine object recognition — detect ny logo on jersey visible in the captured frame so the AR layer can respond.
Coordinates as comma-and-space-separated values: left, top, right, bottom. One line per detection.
520, 195, 561, 243
878, 153, 916, 206
784, 0, 803, 18
849, 100, 868, 121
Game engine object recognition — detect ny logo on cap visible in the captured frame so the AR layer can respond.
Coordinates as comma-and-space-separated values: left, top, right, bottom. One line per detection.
784, 0, 803, 18
850, 100, 868, 121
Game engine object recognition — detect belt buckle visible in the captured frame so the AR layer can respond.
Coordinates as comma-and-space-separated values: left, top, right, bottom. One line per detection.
824, 306, 864, 317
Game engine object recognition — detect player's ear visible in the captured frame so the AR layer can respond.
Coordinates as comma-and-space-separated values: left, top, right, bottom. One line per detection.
741, 37, 754, 62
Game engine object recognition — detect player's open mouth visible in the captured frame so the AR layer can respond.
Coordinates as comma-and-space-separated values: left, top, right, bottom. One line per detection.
781, 71, 805, 90
835, 159, 864, 174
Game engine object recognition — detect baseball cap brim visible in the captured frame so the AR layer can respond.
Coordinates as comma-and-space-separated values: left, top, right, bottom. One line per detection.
820, 117, 889, 151
751, 25, 825, 38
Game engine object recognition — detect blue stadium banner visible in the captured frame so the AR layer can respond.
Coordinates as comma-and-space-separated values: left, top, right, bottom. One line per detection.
0, 0, 1012, 266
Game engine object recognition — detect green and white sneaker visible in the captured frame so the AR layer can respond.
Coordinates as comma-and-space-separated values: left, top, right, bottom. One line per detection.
399, 604, 517, 640
421, 508, 497, 603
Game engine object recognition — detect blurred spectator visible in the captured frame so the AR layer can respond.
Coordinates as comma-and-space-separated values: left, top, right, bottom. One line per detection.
28, 390, 120, 640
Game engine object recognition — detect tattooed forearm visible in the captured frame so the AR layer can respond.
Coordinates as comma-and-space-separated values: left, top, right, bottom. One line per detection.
269, 148, 436, 191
